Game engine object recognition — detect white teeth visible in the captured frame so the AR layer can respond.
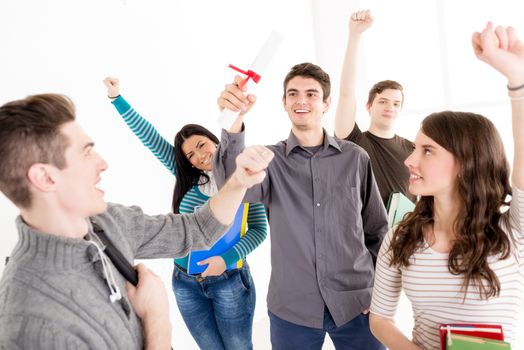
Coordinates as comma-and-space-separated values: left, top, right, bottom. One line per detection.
295, 109, 309, 113
410, 174, 421, 180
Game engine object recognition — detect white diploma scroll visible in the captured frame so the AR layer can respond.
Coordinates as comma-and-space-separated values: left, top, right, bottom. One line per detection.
218, 31, 283, 130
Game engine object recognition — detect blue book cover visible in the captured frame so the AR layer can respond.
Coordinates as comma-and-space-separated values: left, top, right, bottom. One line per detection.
187, 203, 249, 274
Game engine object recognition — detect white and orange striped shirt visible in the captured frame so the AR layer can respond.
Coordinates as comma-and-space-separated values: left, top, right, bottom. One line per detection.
370, 187, 524, 350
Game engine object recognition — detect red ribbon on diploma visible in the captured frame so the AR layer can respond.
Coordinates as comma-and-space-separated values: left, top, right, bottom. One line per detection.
228, 64, 261, 89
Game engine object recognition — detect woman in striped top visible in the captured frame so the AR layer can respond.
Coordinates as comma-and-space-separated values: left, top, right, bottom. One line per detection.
369, 23, 524, 349
103, 78, 267, 350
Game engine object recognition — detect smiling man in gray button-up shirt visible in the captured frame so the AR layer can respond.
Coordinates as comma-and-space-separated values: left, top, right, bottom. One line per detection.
214, 62, 388, 350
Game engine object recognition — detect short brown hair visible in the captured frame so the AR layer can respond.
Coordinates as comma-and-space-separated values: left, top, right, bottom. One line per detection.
0, 94, 75, 208
367, 80, 404, 107
283, 62, 331, 101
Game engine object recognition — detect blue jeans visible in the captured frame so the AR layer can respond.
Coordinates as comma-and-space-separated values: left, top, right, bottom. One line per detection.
172, 263, 256, 350
269, 307, 385, 350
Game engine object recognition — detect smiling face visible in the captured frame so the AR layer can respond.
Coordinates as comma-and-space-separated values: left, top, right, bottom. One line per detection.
283, 76, 331, 131
367, 88, 403, 131
404, 130, 460, 198
53, 122, 108, 217
181, 134, 217, 171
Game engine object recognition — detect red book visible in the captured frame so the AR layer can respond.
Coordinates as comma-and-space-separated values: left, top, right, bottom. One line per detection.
439, 324, 504, 350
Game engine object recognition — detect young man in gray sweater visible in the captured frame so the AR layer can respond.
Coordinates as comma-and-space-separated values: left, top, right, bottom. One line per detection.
0, 93, 274, 349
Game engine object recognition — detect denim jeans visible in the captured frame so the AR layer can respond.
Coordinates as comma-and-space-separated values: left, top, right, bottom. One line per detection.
172, 262, 256, 350
269, 306, 385, 350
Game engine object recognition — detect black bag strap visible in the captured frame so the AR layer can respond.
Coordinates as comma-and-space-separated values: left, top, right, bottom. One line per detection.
90, 219, 138, 286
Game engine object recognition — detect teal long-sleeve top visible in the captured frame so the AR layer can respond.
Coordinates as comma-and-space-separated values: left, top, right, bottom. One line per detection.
111, 96, 267, 268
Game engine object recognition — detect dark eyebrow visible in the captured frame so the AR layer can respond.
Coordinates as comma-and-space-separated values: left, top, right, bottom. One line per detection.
377, 97, 402, 103
83, 142, 95, 151
420, 144, 436, 149
286, 88, 298, 94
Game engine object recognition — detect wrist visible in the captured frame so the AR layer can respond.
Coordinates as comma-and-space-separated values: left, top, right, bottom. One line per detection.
108, 94, 121, 100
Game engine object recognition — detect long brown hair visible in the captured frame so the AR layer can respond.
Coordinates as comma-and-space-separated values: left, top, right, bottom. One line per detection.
389, 111, 512, 299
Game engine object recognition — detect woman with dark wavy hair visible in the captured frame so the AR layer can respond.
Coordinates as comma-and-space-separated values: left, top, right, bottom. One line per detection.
103, 78, 267, 350
369, 22, 524, 349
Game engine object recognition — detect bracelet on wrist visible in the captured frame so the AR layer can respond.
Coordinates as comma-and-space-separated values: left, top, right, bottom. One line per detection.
108, 94, 120, 99
507, 83, 524, 91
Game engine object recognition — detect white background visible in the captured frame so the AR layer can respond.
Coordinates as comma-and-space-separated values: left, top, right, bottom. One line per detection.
1, 0, 523, 348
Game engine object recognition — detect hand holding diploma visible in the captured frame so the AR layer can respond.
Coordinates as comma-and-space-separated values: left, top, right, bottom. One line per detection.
218, 31, 283, 131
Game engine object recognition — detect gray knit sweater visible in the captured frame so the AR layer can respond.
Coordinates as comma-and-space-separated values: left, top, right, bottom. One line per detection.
0, 202, 228, 349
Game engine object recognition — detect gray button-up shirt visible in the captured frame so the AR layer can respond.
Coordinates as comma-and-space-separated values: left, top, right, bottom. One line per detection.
213, 128, 388, 328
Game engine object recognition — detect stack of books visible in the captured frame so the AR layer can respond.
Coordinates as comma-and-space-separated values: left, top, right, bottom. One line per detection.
439, 324, 511, 349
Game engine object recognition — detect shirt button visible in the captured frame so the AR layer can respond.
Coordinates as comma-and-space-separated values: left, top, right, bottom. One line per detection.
316, 203, 321, 207
314, 178, 319, 182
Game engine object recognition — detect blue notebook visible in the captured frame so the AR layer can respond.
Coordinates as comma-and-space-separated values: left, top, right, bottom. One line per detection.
187, 203, 249, 274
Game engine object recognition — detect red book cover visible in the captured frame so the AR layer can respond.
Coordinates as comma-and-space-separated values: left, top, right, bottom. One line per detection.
439, 324, 504, 350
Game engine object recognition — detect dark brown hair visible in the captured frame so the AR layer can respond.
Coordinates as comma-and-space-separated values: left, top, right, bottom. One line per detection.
367, 80, 404, 107
0, 94, 75, 208
283, 62, 331, 101
172, 124, 219, 213
389, 111, 512, 299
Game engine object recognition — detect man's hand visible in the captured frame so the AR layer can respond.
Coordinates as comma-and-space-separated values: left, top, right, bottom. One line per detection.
350, 9, 374, 35
126, 263, 169, 322
198, 256, 227, 277
230, 145, 274, 189
103, 77, 121, 98
127, 264, 171, 350
217, 75, 257, 116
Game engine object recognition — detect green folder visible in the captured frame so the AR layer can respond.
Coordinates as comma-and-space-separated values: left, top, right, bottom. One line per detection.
386, 192, 415, 228
446, 333, 511, 349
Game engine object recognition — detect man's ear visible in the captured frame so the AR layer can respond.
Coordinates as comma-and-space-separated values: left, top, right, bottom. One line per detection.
323, 96, 332, 113
27, 163, 58, 192
366, 102, 372, 114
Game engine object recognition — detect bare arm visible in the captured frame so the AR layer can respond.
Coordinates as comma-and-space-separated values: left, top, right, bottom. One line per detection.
472, 22, 524, 189
369, 314, 422, 350
126, 264, 171, 350
334, 10, 374, 138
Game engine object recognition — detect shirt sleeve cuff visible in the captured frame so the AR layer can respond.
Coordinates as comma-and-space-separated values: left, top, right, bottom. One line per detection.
220, 126, 246, 153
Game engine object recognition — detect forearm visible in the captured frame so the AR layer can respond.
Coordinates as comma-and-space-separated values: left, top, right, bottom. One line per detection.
142, 316, 172, 350
209, 171, 247, 225
509, 85, 524, 189
335, 32, 360, 138
111, 96, 176, 174
369, 314, 421, 350
213, 128, 245, 188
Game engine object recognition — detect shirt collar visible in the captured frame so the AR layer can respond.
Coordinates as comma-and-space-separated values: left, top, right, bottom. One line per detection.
285, 129, 342, 156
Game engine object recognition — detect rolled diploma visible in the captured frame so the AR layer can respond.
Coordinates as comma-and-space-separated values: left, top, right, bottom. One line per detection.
218, 31, 283, 130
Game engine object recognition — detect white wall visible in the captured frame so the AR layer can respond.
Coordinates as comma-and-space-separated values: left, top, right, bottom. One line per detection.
1, 0, 523, 349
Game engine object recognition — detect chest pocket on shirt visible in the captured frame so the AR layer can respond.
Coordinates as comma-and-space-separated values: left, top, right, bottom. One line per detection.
329, 186, 362, 232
